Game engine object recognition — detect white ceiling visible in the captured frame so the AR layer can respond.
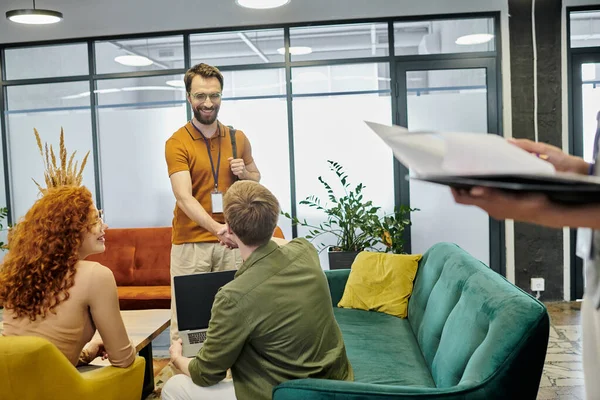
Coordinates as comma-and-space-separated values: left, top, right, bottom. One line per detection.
0, 0, 507, 45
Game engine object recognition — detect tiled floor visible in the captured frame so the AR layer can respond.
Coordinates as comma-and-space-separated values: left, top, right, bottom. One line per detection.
537, 302, 585, 400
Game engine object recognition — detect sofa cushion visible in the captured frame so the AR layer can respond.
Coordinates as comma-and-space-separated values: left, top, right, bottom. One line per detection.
334, 307, 435, 388
338, 251, 421, 318
117, 286, 171, 310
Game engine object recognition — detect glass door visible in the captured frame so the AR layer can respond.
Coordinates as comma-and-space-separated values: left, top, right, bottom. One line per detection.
395, 57, 503, 273
571, 54, 600, 299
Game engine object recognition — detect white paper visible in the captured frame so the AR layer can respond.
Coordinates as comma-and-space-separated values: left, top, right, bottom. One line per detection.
364, 121, 556, 177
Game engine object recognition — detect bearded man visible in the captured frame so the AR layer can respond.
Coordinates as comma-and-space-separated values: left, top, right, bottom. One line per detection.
165, 63, 261, 342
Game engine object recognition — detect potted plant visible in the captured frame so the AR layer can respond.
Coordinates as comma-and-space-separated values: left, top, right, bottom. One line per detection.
363, 204, 415, 256
282, 160, 416, 269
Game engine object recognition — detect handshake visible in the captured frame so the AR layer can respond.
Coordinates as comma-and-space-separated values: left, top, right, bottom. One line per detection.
216, 223, 237, 249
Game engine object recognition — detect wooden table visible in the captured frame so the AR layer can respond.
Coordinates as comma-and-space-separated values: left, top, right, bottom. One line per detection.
91, 309, 171, 399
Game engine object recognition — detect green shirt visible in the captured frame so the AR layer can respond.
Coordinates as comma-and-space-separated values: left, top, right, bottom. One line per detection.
188, 238, 353, 400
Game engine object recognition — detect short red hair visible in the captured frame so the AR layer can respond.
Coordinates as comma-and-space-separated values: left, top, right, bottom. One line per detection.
0, 185, 95, 320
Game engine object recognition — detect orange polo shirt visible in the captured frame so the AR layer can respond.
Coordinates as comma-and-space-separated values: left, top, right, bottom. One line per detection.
165, 121, 254, 244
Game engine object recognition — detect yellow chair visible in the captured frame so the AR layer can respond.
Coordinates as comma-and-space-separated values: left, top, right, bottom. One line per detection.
0, 336, 145, 400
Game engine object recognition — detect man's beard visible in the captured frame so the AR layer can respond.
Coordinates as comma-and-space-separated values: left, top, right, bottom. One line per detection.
193, 104, 220, 125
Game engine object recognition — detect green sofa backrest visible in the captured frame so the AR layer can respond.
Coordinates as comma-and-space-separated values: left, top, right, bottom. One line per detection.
408, 242, 549, 390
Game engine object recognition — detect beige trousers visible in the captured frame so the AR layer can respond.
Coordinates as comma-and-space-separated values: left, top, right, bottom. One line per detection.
583, 296, 600, 400
170, 242, 241, 342
161, 375, 236, 400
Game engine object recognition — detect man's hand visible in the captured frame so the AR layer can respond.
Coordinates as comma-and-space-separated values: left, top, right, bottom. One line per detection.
169, 338, 192, 376
509, 138, 590, 175
170, 338, 183, 360
216, 224, 238, 249
451, 187, 567, 228
228, 157, 246, 179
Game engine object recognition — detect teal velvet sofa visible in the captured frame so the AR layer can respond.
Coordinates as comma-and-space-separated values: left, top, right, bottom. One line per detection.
273, 242, 549, 400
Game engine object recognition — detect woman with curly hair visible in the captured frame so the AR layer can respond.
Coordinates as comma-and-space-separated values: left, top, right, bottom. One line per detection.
0, 185, 136, 368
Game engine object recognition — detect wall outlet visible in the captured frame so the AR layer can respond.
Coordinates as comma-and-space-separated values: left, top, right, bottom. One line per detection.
531, 277, 545, 292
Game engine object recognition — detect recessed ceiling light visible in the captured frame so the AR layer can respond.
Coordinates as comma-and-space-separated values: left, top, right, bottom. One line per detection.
235, 0, 290, 9
6, 0, 63, 25
277, 46, 312, 55
114, 55, 154, 67
166, 80, 185, 88
455, 34, 494, 45
94, 89, 121, 94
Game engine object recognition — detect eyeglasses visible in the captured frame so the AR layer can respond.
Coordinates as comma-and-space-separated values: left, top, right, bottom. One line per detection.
96, 209, 104, 224
189, 92, 222, 103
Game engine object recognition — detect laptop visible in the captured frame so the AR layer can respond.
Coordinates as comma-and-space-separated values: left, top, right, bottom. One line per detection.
174, 270, 236, 357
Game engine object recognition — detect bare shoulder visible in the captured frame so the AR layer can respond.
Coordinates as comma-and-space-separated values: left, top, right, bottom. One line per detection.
76, 260, 114, 280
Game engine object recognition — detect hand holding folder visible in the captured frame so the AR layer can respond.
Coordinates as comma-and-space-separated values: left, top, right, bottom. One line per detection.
365, 121, 600, 204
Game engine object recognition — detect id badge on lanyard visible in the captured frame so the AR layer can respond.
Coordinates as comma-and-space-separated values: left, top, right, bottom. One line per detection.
211, 187, 224, 214
196, 122, 224, 214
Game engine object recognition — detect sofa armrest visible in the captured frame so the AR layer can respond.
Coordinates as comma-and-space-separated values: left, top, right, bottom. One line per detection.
324, 269, 350, 307
80, 356, 146, 400
273, 379, 494, 400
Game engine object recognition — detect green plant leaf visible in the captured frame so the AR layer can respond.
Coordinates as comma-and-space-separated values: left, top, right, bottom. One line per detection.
280, 161, 418, 253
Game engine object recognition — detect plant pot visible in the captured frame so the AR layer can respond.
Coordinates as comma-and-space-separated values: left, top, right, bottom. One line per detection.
328, 249, 361, 270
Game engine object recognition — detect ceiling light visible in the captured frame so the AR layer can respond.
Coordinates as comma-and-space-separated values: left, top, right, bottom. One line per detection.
114, 55, 154, 67
235, 0, 290, 9
166, 80, 185, 88
61, 92, 90, 100
6, 0, 63, 25
94, 89, 121, 94
277, 46, 312, 55
455, 34, 494, 45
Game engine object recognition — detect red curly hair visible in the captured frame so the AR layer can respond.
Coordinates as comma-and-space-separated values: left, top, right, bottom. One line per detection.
0, 185, 96, 321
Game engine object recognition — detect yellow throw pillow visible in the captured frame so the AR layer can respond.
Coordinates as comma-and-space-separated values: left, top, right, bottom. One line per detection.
337, 251, 422, 318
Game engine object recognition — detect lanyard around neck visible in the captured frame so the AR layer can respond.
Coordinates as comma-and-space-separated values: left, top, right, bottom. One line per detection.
192, 120, 221, 190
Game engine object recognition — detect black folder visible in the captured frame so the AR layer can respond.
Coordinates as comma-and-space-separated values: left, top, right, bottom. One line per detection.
411, 173, 600, 204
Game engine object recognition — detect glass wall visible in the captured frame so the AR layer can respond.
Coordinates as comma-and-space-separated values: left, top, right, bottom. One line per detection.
217, 68, 291, 238
0, 13, 501, 269
291, 63, 393, 268
289, 23, 389, 61
394, 18, 495, 56
4, 43, 89, 80
580, 63, 600, 163
569, 7, 600, 300
405, 68, 489, 265
570, 11, 600, 48
6, 81, 96, 220
190, 29, 284, 66
96, 74, 187, 228
95, 36, 185, 74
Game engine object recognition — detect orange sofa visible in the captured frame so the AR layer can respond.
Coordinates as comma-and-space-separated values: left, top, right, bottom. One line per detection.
86, 226, 285, 310
86, 227, 172, 310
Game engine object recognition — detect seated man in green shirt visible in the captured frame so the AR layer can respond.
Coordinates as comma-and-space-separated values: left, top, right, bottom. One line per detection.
161, 180, 353, 400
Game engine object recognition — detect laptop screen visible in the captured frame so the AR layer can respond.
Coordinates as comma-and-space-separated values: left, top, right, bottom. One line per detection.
174, 270, 236, 332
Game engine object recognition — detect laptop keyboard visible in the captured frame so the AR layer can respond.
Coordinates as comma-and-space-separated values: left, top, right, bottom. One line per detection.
188, 331, 207, 344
